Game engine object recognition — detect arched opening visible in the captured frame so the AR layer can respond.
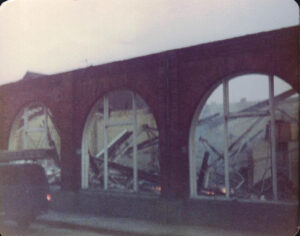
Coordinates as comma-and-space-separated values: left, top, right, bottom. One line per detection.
81, 90, 160, 194
8, 102, 61, 185
189, 74, 298, 202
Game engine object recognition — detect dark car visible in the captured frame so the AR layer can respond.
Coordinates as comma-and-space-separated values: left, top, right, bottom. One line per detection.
0, 163, 51, 227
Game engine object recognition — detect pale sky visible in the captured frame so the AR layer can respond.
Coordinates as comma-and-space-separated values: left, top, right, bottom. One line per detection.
207, 75, 295, 104
0, 0, 298, 85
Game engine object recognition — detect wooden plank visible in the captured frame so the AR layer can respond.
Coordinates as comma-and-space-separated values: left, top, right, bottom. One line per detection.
198, 136, 222, 158
198, 89, 296, 127
19, 108, 44, 129
0, 148, 58, 163
241, 89, 295, 113
202, 129, 263, 169
197, 113, 220, 125
89, 137, 158, 179
109, 162, 159, 184
124, 137, 158, 155
90, 157, 159, 184
228, 117, 263, 151
96, 129, 132, 159
197, 152, 209, 191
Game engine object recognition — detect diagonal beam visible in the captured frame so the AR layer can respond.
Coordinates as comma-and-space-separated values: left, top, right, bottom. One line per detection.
197, 89, 296, 126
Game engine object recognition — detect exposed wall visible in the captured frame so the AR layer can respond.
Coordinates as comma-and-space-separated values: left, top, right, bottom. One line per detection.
0, 26, 298, 199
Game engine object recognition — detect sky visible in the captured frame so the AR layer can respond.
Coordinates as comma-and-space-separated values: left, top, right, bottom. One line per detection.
0, 0, 298, 88
207, 75, 295, 104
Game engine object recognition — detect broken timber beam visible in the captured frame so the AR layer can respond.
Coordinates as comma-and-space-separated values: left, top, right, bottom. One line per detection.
198, 113, 220, 125
108, 161, 160, 184
95, 129, 132, 159
124, 137, 158, 155
197, 152, 210, 190
90, 157, 159, 184
0, 148, 58, 163
241, 89, 295, 113
197, 89, 296, 126
228, 117, 263, 151
18, 108, 45, 129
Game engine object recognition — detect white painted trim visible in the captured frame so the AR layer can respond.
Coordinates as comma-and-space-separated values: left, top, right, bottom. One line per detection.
188, 82, 220, 198
81, 100, 102, 189
269, 75, 278, 200
80, 90, 158, 193
95, 129, 128, 158
223, 80, 230, 198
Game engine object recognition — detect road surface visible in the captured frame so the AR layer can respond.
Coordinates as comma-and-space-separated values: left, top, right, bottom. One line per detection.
0, 220, 113, 236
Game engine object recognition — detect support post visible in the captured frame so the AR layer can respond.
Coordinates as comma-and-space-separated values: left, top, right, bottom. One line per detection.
223, 80, 230, 198
103, 96, 109, 190
23, 107, 29, 149
269, 75, 278, 201
44, 106, 49, 147
132, 92, 138, 191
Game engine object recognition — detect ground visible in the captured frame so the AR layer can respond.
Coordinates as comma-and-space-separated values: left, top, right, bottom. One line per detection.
1, 211, 291, 236
1, 220, 111, 236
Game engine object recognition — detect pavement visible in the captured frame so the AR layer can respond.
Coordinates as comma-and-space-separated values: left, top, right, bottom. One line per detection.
35, 211, 292, 236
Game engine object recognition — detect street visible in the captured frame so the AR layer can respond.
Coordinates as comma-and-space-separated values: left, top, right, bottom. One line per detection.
0, 211, 295, 236
0, 223, 113, 236
0, 218, 287, 236
0, 220, 113, 236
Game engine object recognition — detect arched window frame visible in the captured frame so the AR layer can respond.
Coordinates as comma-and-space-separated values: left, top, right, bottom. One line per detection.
81, 90, 160, 193
189, 74, 298, 201
8, 102, 60, 153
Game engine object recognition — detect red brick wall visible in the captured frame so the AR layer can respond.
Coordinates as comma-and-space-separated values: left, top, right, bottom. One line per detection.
0, 26, 298, 198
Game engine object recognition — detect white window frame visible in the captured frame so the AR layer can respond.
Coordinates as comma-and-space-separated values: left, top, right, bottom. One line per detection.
9, 103, 51, 151
189, 74, 280, 201
81, 91, 139, 191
